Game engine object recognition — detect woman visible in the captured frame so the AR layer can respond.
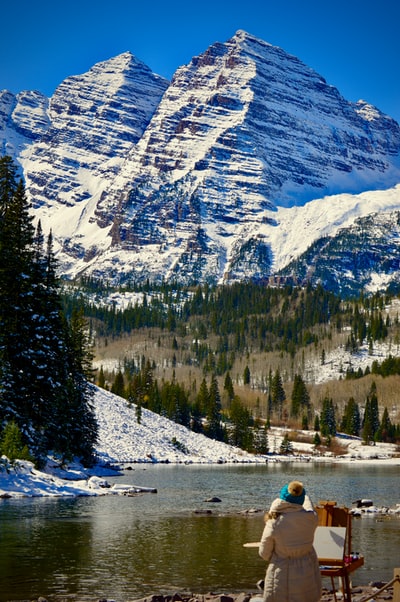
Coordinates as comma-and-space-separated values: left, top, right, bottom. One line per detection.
259, 480, 321, 602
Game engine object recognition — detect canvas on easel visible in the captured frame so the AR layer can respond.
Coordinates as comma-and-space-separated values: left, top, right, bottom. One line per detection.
313, 526, 346, 564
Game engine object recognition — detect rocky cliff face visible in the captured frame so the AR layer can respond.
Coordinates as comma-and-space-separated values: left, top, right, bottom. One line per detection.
21, 52, 169, 210
0, 89, 50, 162
279, 209, 400, 297
1, 31, 400, 294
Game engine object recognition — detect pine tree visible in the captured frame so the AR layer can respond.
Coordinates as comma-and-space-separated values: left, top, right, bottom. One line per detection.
0, 420, 33, 463
340, 397, 361, 436
253, 421, 269, 454
290, 373, 310, 419
224, 371, 235, 401
378, 407, 392, 442
0, 162, 99, 465
271, 369, 286, 419
97, 366, 106, 389
111, 369, 126, 397
320, 397, 336, 436
362, 382, 380, 445
0, 162, 36, 431
206, 374, 223, 441
362, 398, 373, 444
229, 395, 253, 450
60, 307, 98, 465
279, 433, 293, 455
196, 378, 209, 416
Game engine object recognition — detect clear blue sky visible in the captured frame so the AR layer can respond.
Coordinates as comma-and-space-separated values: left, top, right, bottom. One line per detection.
1, 0, 399, 123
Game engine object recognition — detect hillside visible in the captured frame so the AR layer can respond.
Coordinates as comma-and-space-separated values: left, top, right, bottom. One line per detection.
76, 282, 400, 449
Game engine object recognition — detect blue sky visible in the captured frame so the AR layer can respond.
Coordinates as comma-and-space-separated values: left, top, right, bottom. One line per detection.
1, 0, 399, 123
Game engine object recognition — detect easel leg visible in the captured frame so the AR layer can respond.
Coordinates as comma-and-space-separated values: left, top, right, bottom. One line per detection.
342, 570, 351, 602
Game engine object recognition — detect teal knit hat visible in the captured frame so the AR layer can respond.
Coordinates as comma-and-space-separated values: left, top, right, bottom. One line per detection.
280, 481, 305, 505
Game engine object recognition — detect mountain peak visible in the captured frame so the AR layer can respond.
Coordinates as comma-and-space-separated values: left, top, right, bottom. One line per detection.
2, 32, 400, 292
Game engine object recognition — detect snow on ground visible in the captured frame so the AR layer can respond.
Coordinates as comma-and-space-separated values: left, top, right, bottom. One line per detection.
94, 386, 256, 465
0, 385, 399, 498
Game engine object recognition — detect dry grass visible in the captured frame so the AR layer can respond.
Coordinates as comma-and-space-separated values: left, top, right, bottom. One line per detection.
93, 322, 400, 425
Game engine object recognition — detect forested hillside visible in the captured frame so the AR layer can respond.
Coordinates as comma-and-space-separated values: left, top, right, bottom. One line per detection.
63, 277, 400, 453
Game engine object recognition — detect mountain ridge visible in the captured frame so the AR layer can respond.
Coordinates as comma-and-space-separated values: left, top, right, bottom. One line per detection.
2, 30, 400, 295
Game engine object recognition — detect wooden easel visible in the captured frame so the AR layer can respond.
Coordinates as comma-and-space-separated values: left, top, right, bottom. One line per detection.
316, 501, 364, 602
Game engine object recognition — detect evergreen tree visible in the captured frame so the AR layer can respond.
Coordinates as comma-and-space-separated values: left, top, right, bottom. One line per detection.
111, 369, 126, 398
0, 162, 36, 431
290, 373, 310, 419
270, 369, 286, 419
313, 431, 321, 447
97, 366, 106, 389
253, 421, 269, 454
340, 397, 361, 436
196, 378, 209, 416
320, 397, 336, 437
279, 433, 293, 455
362, 382, 380, 444
229, 395, 253, 450
60, 307, 98, 465
135, 402, 142, 424
224, 371, 235, 401
191, 395, 204, 433
0, 158, 99, 466
206, 374, 223, 441
377, 407, 392, 442
0, 420, 33, 463
362, 398, 373, 444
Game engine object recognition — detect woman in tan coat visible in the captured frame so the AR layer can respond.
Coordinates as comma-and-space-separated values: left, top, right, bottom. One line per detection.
259, 480, 321, 602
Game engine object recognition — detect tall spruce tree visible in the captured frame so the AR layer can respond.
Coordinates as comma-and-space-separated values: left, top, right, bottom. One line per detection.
340, 397, 361, 436
0, 159, 37, 436
271, 369, 286, 419
206, 374, 223, 441
290, 373, 310, 419
60, 307, 98, 465
320, 397, 336, 437
0, 156, 98, 465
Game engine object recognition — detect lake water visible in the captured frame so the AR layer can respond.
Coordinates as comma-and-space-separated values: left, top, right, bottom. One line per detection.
0, 462, 399, 601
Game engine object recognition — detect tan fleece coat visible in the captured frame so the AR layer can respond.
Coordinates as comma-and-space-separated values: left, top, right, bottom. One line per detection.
259, 495, 322, 602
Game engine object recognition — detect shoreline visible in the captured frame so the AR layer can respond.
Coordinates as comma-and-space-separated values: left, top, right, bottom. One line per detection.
20, 582, 396, 602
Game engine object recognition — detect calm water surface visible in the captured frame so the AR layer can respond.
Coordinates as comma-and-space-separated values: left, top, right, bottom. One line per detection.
0, 462, 399, 601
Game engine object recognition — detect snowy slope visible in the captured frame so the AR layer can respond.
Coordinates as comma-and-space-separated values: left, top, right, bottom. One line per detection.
1, 383, 398, 498
94, 386, 257, 465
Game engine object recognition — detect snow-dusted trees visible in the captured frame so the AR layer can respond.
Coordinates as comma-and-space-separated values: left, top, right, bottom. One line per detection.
340, 397, 361, 436
290, 373, 310, 419
270, 369, 286, 419
362, 382, 380, 444
0, 156, 97, 466
320, 397, 336, 437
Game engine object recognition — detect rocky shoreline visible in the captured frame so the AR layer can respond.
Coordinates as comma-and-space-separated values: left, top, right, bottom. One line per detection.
119, 584, 395, 602
20, 582, 396, 602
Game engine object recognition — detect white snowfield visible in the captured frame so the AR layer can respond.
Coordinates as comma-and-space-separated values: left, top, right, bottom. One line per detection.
0, 385, 399, 498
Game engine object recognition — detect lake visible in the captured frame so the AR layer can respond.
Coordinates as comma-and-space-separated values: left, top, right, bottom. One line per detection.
0, 462, 399, 601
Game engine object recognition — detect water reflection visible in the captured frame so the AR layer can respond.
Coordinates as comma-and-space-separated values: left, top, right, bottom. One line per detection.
0, 463, 399, 601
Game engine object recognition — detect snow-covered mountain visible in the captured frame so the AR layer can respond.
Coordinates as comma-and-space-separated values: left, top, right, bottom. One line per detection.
2, 31, 400, 294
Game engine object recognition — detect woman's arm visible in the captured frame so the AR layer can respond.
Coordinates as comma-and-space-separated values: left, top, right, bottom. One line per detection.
258, 522, 275, 561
